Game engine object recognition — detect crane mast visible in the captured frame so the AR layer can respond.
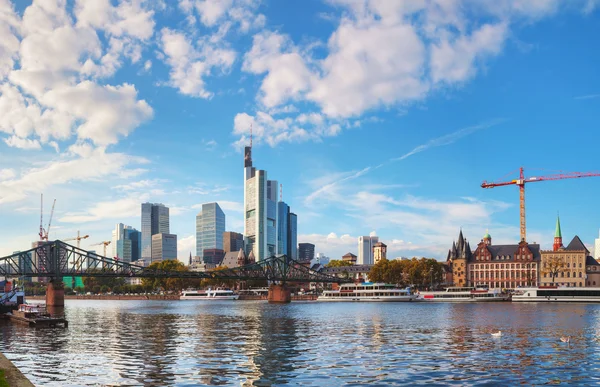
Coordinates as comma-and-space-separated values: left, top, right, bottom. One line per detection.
482, 167, 600, 243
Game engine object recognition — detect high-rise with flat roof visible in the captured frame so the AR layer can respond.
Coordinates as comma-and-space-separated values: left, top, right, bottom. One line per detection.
298, 243, 315, 263
112, 223, 141, 263
358, 235, 379, 265
196, 203, 226, 260
141, 203, 170, 260
223, 231, 244, 253
151, 233, 177, 262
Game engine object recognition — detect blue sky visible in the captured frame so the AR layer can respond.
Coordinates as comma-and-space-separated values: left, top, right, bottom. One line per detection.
1, 0, 600, 262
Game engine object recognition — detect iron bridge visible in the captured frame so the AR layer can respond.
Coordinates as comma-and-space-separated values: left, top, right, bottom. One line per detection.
0, 240, 348, 284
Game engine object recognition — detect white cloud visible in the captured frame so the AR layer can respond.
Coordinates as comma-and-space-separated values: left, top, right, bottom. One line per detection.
0, 146, 148, 204
179, 0, 265, 32
3, 135, 41, 149
0, 0, 20, 80
159, 27, 236, 98
112, 179, 166, 191
218, 200, 243, 212
59, 194, 148, 223
0, 168, 15, 180
177, 234, 195, 261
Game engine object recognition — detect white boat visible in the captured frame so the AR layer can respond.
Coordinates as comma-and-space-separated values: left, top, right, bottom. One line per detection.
317, 282, 416, 302
0, 285, 25, 307
417, 285, 509, 302
512, 286, 600, 302
180, 288, 239, 300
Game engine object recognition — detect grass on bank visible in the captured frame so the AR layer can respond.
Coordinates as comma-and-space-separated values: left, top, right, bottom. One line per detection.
0, 369, 9, 387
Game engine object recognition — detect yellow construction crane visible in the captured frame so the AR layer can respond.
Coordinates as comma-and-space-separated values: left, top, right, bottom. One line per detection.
90, 241, 111, 257
63, 231, 89, 249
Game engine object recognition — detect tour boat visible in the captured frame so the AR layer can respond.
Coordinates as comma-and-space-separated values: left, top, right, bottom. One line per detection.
317, 283, 416, 302
416, 285, 510, 302
180, 288, 239, 300
512, 286, 600, 302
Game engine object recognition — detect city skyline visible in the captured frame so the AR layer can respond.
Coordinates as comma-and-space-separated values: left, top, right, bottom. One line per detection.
1, 1, 600, 262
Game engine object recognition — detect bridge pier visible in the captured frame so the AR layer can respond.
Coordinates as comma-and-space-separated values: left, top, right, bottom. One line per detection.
267, 284, 291, 304
46, 281, 65, 307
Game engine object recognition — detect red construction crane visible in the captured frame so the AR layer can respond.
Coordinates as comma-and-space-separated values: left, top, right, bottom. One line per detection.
482, 167, 600, 243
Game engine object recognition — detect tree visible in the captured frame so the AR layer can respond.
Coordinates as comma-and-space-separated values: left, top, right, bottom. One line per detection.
100, 285, 110, 294
141, 260, 192, 292
542, 256, 566, 284
326, 260, 353, 268
74, 286, 84, 294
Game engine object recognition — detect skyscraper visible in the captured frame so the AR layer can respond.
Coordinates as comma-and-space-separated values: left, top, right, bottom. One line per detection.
196, 202, 226, 260
141, 203, 170, 260
223, 231, 244, 253
244, 138, 297, 261
151, 233, 177, 262
298, 243, 315, 263
358, 235, 379, 265
595, 229, 600, 260
112, 223, 141, 263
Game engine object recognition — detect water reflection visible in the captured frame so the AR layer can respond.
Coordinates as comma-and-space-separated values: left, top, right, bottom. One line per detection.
2, 301, 600, 385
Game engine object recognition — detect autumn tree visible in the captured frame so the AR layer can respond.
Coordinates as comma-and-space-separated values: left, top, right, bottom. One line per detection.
542, 256, 566, 284
141, 260, 197, 292
325, 260, 353, 268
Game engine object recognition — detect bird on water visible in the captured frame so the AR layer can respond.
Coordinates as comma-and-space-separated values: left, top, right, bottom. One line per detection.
491, 331, 502, 337
560, 336, 570, 343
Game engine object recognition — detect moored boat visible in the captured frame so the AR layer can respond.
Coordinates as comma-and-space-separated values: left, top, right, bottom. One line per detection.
512, 286, 600, 302
416, 285, 510, 302
180, 288, 239, 300
9, 304, 68, 327
317, 282, 416, 302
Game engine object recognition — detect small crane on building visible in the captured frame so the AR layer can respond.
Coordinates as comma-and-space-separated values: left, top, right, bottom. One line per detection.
90, 240, 111, 269
63, 231, 90, 249
481, 167, 600, 243
38, 194, 56, 241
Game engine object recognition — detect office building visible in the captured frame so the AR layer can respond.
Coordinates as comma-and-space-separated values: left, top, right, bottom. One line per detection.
277, 201, 289, 256
203, 249, 225, 265
373, 242, 387, 264
151, 233, 177, 262
112, 223, 141, 263
298, 243, 315, 263
595, 229, 600, 261
195, 203, 225, 261
244, 140, 298, 261
141, 203, 170, 260
358, 235, 379, 265
314, 252, 330, 266
223, 231, 244, 253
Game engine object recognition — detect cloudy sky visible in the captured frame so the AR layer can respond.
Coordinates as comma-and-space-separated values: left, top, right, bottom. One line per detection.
1, 0, 600, 262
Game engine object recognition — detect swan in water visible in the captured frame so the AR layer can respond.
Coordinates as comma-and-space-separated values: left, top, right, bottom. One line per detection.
491, 331, 502, 337
560, 336, 570, 343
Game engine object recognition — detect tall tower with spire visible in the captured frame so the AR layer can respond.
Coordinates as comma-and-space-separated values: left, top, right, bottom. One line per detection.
553, 215, 563, 251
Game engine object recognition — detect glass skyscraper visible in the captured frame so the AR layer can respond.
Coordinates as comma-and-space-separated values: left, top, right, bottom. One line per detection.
277, 202, 289, 256
141, 203, 170, 260
113, 223, 141, 263
196, 202, 226, 259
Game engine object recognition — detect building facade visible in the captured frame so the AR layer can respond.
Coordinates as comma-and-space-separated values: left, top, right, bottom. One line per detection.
298, 243, 315, 263
594, 229, 600, 261
141, 203, 170, 260
203, 249, 225, 265
358, 235, 379, 265
112, 223, 141, 263
243, 141, 297, 261
151, 233, 177, 262
373, 242, 387, 264
447, 230, 541, 289
196, 202, 225, 261
223, 231, 244, 253
342, 252, 357, 264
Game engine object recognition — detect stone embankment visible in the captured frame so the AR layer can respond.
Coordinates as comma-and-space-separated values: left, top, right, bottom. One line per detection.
0, 352, 34, 387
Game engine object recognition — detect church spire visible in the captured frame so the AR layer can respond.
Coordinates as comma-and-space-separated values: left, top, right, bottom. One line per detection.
553, 214, 563, 251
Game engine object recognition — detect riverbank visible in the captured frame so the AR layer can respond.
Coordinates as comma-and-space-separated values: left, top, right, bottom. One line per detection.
28, 294, 318, 301
0, 352, 34, 387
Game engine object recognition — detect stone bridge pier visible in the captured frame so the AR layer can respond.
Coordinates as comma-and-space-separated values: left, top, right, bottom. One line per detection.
46, 281, 65, 307
267, 283, 291, 303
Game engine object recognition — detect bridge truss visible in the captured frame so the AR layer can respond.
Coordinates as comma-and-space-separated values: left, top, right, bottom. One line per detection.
0, 240, 346, 284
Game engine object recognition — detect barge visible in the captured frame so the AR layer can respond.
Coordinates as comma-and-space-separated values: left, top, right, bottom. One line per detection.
9, 304, 68, 328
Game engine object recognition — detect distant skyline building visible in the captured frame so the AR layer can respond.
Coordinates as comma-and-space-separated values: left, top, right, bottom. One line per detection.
141, 203, 170, 260
358, 235, 379, 265
223, 231, 244, 253
373, 242, 387, 264
196, 202, 225, 261
244, 139, 297, 261
595, 229, 600, 261
151, 233, 177, 262
314, 252, 330, 266
298, 243, 315, 263
112, 223, 141, 263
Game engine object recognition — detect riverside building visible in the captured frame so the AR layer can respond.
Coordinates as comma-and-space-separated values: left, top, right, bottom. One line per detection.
141, 203, 170, 260
196, 202, 225, 261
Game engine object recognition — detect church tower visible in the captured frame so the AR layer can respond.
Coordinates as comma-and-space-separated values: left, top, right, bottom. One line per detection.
483, 230, 492, 246
553, 215, 563, 251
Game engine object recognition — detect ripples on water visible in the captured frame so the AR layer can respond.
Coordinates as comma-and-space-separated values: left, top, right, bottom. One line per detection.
2, 301, 600, 386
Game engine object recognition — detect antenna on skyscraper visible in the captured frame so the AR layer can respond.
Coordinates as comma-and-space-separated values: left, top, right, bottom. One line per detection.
250, 123, 253, 148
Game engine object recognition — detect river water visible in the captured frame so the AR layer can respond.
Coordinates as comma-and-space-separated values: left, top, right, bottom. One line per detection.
1, 300, 600, 386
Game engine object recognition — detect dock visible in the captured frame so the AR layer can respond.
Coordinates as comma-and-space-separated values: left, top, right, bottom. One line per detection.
7, 304, 68, 328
